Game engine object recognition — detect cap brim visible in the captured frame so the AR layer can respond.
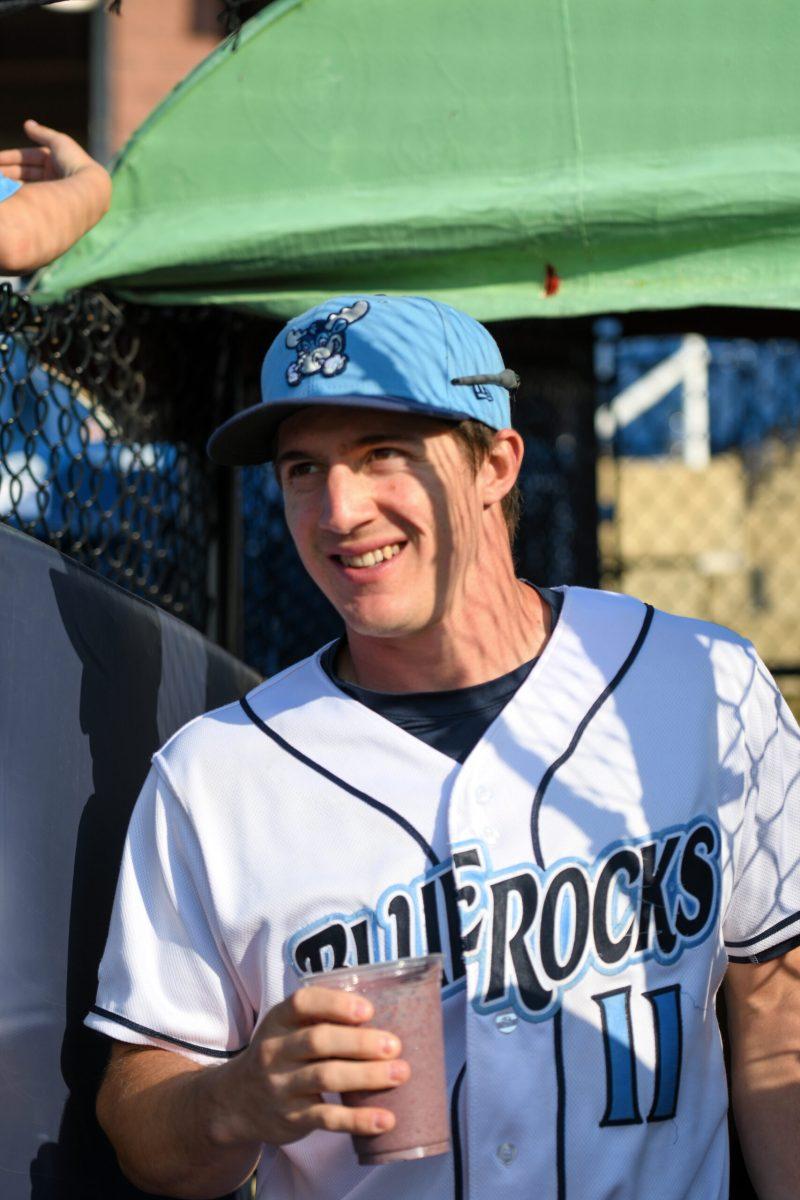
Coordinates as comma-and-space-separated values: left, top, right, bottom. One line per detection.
206, 394, 478, 465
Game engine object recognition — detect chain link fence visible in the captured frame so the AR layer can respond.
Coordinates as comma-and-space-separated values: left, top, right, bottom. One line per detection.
4, 289, 800, 719
596, 321, 800, 717
0, 284, 234, 633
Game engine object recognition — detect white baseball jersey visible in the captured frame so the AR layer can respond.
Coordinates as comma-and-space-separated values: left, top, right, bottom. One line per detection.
88, 586, 800, 1200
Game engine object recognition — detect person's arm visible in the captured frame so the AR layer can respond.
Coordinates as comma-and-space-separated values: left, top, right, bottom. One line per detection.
0, 120, 111, 273
725, 945, 800, 1200
97, 984, 409, 1199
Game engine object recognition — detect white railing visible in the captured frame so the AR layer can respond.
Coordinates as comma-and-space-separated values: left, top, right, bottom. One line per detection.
595, 334, 711, 469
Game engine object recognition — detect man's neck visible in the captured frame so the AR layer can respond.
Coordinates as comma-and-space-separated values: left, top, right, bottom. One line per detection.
336, 577, 551, 693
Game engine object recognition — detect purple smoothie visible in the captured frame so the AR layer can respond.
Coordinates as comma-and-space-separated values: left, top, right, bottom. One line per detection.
303, 955, 449, 1165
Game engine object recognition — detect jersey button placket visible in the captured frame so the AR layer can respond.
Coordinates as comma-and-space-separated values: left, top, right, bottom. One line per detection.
496, 1142, 518, 1166
494, 1010, 518, 1034
473, 783, 498, 844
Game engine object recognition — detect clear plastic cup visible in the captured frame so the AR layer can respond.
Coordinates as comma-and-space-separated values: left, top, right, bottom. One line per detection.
300, 954, 450, 1165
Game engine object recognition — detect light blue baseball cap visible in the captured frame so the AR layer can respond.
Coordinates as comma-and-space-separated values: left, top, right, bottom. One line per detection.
207, 294, 519, 465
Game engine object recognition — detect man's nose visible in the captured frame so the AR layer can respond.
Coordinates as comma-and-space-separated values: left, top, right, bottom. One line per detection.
319, 464, 374, 533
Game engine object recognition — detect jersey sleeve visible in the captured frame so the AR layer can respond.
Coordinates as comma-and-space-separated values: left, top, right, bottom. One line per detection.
722, 652, 800, 964
85, 761, 255, 1063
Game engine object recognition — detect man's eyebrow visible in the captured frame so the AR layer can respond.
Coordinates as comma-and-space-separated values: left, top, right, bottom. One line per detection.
352, 432, 425, 448
275, 431, 424, 469
274, 448, 312, 470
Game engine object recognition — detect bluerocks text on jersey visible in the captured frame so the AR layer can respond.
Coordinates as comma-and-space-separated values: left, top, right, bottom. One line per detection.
288, 818, 721, 1020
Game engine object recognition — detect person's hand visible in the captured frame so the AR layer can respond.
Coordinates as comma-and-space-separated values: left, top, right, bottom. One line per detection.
0, 120, 111, 270
0, 119, 105, 183
210, 985, 410, 1149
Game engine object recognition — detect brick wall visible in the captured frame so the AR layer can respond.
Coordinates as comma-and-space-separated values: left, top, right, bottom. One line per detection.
108, 0, 221, 152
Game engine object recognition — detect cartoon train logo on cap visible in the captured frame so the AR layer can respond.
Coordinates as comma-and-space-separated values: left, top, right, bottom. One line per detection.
285, 299, 370, 386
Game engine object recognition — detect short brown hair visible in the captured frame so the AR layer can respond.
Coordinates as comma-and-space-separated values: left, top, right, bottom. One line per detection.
449, 419, 522, 545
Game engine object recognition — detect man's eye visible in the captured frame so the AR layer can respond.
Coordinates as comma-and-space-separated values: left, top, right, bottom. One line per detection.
286, 462, 320, 480
369, 447, 403, 462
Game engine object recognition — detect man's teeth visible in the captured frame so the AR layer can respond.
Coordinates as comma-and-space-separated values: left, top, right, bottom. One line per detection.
340, 543, 402, 568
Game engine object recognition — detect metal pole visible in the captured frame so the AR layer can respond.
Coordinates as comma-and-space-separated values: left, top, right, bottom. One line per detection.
217, 464, 243, 658
681, 334, 711, 470
210, 318, 244, 657
88, 3, 110, 164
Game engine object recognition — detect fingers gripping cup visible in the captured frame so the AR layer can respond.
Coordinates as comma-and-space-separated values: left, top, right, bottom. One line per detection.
301, 955, 450, 1165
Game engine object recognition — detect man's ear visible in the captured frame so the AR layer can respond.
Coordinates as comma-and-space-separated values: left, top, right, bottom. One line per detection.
480, 429, 524, 507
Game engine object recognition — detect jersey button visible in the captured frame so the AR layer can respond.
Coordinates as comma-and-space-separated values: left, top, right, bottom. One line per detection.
497, 1142, 517, 1165
494, 1011, 518, 1034
482, 825, 499, 845
475, 785, 494, 805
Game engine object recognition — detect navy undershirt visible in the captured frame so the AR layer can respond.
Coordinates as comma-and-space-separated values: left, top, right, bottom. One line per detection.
320, 585, 564, 764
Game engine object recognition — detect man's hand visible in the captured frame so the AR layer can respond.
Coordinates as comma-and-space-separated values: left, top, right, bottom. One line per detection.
210, 985, 410, 1149
0, 120, 111, 274
97, 987, 410, 1199
0, 119, 103, 184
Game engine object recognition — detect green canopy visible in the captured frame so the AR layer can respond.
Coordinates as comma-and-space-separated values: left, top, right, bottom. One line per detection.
36, 0, 800, 319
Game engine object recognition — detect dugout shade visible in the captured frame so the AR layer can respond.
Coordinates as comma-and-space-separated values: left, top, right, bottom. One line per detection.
0, 522, 259, 1200
35, 0, 800, 320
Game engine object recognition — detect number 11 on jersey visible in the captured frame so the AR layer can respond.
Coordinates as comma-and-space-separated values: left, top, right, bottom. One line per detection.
593, 984, 682, 1125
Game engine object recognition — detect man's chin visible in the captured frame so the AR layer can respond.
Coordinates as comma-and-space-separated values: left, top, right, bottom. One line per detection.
336, 603, 426, 641
342, 617, 417, 640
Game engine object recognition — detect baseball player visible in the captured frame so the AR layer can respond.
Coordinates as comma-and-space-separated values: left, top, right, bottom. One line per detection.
89, 295, 800, 1200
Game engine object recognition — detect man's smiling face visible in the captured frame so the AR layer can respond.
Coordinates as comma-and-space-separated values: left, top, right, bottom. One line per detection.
275, 405, 485, 640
